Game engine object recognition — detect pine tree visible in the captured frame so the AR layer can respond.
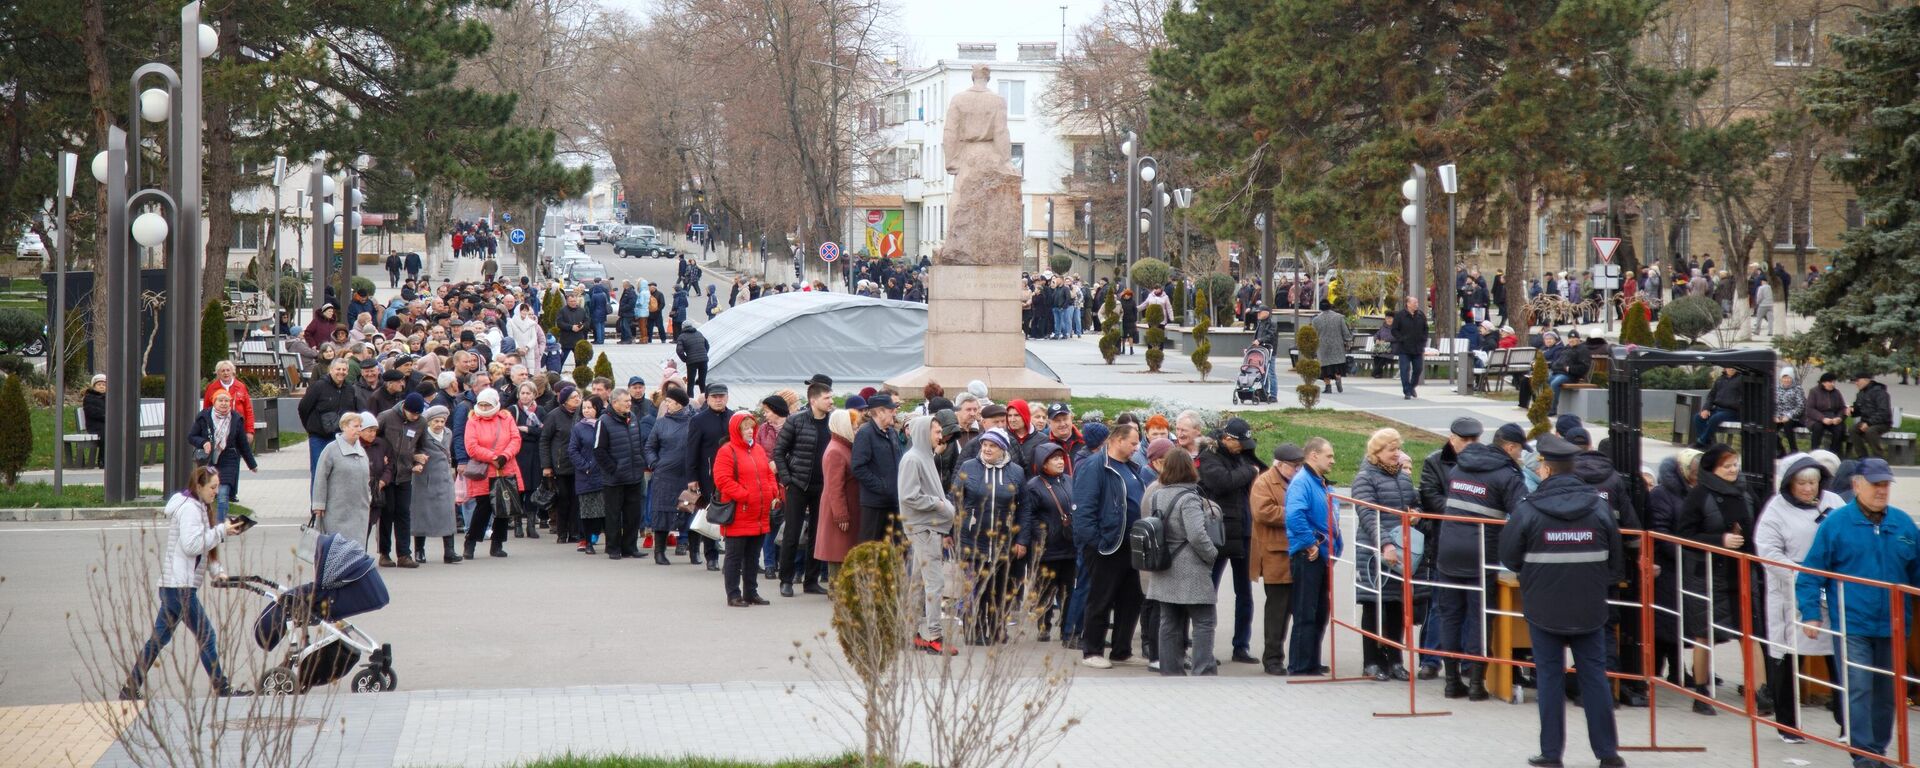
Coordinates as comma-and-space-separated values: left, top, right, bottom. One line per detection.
1620, 300, 1652, 346
1527, 353, 1552, 437
1797, 6, 1920, 374
1653, 312, 1677, 350
201, 299, 229, 382
0, 374, 30, 487
1191, 286, 1213, 380
574, 340, 594, 369
573, 364, 593, 390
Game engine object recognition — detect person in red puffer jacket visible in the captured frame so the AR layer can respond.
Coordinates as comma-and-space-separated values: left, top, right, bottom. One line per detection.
715, 411, 783, 606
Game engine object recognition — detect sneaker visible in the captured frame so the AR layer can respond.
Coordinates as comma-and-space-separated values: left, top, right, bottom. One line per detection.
1779, 732, 1806, 744
914, 634, 958, 656
1080, 655, 1113, 670
1147, 660, 1161, 672
1113, 656, 1147, 667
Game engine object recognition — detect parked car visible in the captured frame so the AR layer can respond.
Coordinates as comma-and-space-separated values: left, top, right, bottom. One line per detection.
16, 232, 46, 259
579, 224, 603, 244
565, 261, 608, 286
613, 233, 664, 258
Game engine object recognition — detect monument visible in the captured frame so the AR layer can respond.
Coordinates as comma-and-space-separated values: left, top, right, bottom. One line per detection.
886, 65, 1071, 401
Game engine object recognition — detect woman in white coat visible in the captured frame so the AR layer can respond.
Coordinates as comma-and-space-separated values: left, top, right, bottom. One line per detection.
507, 302, 544, 372
1754, 453, 1844, 743
119, 466, 250, 700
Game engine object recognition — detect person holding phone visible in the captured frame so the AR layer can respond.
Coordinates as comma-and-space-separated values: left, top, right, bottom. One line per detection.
119, 466, 251, 700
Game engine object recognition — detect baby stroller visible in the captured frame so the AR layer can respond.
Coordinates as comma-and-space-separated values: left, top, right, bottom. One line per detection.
1232, 345, 1274, 404
217, 532, 395, 694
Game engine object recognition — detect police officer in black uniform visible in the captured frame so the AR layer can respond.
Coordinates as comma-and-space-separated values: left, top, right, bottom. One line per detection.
1499, 434, 1627, 768
1434, 422, 1531, 700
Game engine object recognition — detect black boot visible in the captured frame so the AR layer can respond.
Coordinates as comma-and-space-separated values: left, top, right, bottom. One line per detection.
525, 517, 540, 540
1467, 668, 1490, 701
463, 540, 477, 560
513, 515, 525, 538
1443, 661, 1468, 699
690, 547, 703, 565
674, 540, 688, 556
654, 541, 671, 565
490, 543, 509, 558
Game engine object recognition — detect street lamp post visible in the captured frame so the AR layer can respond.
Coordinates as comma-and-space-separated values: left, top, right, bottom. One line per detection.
95, 2, 213, 500
52, 152, 75, 493
310, 160, 335, 313
1173, 186, 1194, 317
1083, 201, 1096, 285
338, 167, 359, 307
1121, 132, 1138, 286
1399, 163, 1429, 313
269, 156, 284, 324
1045, 198, 1054, 274
1438, 163, 1459, 329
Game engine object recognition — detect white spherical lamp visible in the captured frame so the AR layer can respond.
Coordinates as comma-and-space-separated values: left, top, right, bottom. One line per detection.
197, 24, 218, 58
318, 203, 335, 223
349, 212, 363, 229
1401, 178, 1419, 201
139, 89, 170, 123
1138, 217, 1152, 234
1400, 204, 1419, 227
131, 212, 169, 247
1120, 140, 1133, 158
1140, 165, 1157, 183
91, 152, 110, 184
320, 175, 337, 198
350, 188, 364, 206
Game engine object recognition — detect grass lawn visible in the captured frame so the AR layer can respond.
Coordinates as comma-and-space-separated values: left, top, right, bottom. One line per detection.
1070, 396, 1443, 483
513, 754, 876, 768
0, 481, 253, 514
24, 406, 305, 472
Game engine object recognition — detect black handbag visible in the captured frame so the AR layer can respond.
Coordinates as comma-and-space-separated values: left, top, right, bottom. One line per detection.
704, 446, 743, 525
528, 478, 557, 510
489, 476, 522, 520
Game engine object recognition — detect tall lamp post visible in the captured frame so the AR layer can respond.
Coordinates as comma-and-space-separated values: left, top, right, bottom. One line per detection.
269, 156, 285, 323
1437, 163, 1459, 328
51, 152, 76, 493
1399, 163, 1429, 313
1121, 132, 1138, 285
1082, 201, 1096, 284
338, 167, 361, 308
93, 3, 214, 500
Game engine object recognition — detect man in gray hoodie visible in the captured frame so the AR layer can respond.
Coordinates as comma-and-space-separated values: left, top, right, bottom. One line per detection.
898, 414, 957, 655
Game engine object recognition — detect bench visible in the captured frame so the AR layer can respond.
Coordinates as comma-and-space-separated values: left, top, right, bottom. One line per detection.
1481, 347, 1538, 393
66, 400, 166, 467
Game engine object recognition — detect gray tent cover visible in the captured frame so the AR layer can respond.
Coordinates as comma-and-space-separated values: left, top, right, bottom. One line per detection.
701, 292, 1061, 386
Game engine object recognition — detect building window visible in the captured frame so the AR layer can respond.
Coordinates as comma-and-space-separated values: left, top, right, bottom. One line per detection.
998, 80, 1026, 118
1774, 18, 1814, 66
1773, 199, 1812, 248
1011, 143, 1025, 177
1558, 231, 1575, 272
231, 221, 260, 250
1846, 198, 1863, 230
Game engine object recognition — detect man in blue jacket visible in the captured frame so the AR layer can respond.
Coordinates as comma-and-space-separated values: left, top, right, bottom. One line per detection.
1796, 459, 1920, 765
586, 279, 611, 344
850, 393, 903, 544
1071, 423, 1146, 669
1284, 436, 1342, 676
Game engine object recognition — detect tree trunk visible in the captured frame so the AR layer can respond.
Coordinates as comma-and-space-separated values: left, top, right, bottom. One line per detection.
81, 0, 114, 373
1503, 180, 1533, 332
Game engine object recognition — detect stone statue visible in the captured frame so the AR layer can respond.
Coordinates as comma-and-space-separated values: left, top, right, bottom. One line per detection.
935, 65, 1023, 266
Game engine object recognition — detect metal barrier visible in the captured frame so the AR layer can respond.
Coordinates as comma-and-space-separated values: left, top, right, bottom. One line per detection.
1297, 490, 1920, 767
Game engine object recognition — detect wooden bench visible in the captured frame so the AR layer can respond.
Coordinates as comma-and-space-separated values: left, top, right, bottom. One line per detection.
1480, 347, 1538, 393
66, 400, 166, 467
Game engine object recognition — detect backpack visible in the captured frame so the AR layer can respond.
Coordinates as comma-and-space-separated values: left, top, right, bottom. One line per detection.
1129, 487, 1199, 572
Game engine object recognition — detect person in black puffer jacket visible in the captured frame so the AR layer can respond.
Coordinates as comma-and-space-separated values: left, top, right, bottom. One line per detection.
773, 384, 833, 596
1434, 424, 1530, 700
1546, 332, 1591, 417
298, 358, 359, 477
1674, 443, 1758, 714
1849, 372, 1893, 460
540, 386, 582, 543
594, 390, 650, 559
1196, 418, 1265, 664
1018, 442, 1077, 641
850, 394, 904, 544
675, 325, 710, 397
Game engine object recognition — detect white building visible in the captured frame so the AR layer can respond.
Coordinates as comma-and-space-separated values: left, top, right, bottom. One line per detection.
848, 42, 1089, 267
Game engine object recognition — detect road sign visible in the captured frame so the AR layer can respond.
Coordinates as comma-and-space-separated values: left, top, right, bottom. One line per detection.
690, 224, 707, 233
509, 228, 526, 245
818, 241, 840, 262
502, 212, 512, 223
1592, 236, 1621, 264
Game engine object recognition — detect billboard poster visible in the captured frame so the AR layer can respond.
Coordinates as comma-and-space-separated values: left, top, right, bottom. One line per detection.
864, 209, 904, 258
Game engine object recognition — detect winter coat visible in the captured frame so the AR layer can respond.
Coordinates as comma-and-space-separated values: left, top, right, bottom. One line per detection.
1549, 343, 1590, 381
1073, 452, 1149, 555
298, 373, 359, 436
1285, 465, 1341, 558
1249, 464, 1293, 584
851, 421, 904, 508
1797, 499, 1920, 638
1853, 381, 1893, 427
1389, 308, 1429, 356
376, 406, 425, 486
595, 407, 649, 488
1775, 374, 1806, 424
567, 418, 604, 496
1706, 372, 1742, 412
1143, 482, 1223, 605
1312, 310, 1350, 364
675, 328, 709, 364
82, 389, 107, 438
774, 409, 830, 492
1571, 450, 1644, 533
953, 454, 1026, 555
1438, 443, 1528, 578
687, 405, 735, 498
541, 403, 580, 475
158, 492, 227, 589
1197, 443, 1264, 559
410, 429, 457, 537
814, 433, 861, 563
462, 408, 524, 499
188, 408, 257, 492
714, 412, 780, 538
1015, 444, 1077, 562
202, 379, 256, 435
1677, 471, 1754, 639
1805, 384, 1848, 428
1498, 473, 1624, 635
1755, 455, 1839, 657
1647, 456, 1689, 641
511, 403, 544, 486
642, 404, 693, 511
312, 436, 372, 549
555, 305, 589, 341
898, 416, 956, 536
1351, 458, 1417, 601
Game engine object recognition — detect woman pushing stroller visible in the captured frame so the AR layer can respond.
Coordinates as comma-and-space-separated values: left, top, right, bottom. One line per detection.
119, 466, 254, 700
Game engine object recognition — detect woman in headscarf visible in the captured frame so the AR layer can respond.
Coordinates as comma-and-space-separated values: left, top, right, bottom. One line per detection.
1774, 367, 1805, 456
715, 411, 780, 607
411, 405, 461, 563
567, 395, 607, 555
303, 303, 341, 350
953, 427, 1026, 645
1675, 443, 1757, 715
312, 411, 376, 548
462, 388, 523, 559
507, 303, 544, 372
813, 409, 862, 577
189, 389, 257, 519
1754, 453, 1843, 742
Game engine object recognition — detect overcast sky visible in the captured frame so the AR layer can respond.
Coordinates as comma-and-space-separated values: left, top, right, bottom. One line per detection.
598, 0, 1101, 66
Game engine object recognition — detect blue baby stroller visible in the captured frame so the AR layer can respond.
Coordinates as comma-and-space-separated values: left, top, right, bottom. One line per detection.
218, 532, 395, 694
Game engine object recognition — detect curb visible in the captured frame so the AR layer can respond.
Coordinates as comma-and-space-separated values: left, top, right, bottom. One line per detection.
0, 506, 163, 523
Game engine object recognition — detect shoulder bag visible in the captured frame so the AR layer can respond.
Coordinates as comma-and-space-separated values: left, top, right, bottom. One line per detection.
703, 446, 740, 525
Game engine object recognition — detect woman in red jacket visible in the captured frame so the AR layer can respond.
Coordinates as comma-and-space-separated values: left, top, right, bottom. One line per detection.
462, 388, 523, 559
714, 410, 781, 606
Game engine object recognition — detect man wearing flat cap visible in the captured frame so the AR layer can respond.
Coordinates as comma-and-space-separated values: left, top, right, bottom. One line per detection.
1498, 434, 1625, 768
851, 392, 905, 543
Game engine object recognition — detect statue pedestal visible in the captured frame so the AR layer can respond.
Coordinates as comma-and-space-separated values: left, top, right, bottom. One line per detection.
886, 264, 1071, 402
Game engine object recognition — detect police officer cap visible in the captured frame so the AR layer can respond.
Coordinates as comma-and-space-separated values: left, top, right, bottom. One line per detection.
1563, 427, 1592, 447
1536, 434, 1580, 461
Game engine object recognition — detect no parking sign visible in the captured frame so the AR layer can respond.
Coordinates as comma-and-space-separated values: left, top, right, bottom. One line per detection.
818, 241, 840, 262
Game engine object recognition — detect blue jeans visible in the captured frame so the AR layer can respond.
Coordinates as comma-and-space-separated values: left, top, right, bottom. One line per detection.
1210, 553, 1254, 655
1548, 374, 1573, 415
1062, 552, 1093, 640
130, 587, 226, 690
1052, 308, 1070, 338
1690, 408, 1739, 448
307, 435, 330, 489
1398, 353, 1423, 397
1266, 354, 1279, 399
1068, 306, 1083, 335
1418, 598, 1443, 670
591, 313, 607, 343
216, 484, 233, 520
1530, 624, 1620, 762
1841, 634, 1896, 761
